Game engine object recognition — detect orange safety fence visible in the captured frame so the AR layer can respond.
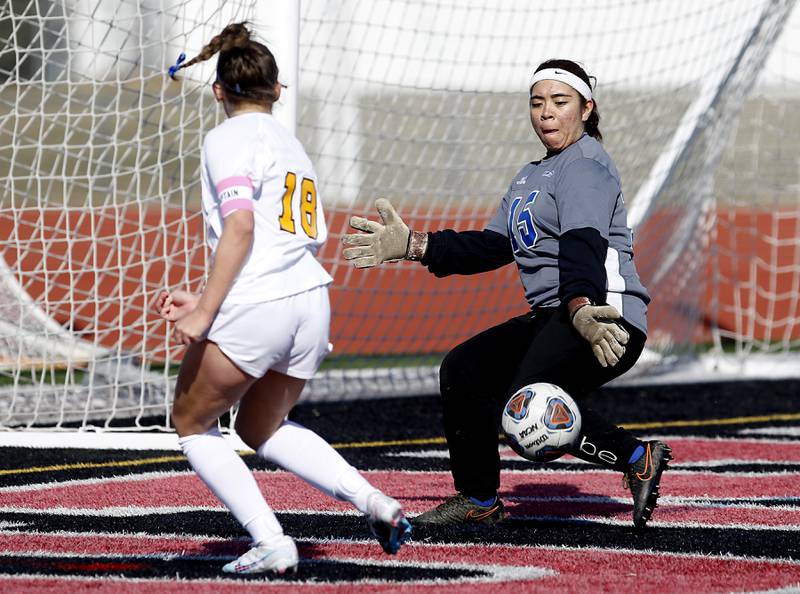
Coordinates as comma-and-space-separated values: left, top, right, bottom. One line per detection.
1, 206, 798, 362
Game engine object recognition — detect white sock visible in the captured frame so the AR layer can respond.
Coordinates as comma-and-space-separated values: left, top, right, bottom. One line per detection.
179, 428, 283, 544
257, 420, 379, 514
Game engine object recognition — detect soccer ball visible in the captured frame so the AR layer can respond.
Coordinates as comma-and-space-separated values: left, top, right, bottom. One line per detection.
501, 383, 582, 462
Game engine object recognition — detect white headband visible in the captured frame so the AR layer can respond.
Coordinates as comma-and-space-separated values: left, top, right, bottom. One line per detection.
529, 68, 592, 101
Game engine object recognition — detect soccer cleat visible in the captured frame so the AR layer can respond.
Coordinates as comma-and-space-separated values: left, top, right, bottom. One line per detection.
413, 493, 504, 526
366, 491, 412, 554
222, 534, 299, 575
623, 440, 672, 528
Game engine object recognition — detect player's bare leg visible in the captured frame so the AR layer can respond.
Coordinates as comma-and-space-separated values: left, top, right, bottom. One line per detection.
172, 340, 254, 437
234, 370, 306, 446
172, 341, 296, 575
238, 371, 411, 554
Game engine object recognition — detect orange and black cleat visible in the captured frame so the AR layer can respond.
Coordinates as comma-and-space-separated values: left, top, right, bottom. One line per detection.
624, 440, 673, 528
413, 493, 504, 526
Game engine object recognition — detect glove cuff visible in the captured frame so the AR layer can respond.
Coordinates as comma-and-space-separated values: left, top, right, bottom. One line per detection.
567, 296, 593, 320
406, 230, 428, 261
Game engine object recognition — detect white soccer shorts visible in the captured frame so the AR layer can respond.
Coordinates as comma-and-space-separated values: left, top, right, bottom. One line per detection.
207, 284, 332, 379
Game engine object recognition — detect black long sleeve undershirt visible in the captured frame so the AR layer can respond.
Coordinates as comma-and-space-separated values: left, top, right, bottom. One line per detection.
420, 226, 608, 310
558, 227, 608, 306
421, 229, 513, 277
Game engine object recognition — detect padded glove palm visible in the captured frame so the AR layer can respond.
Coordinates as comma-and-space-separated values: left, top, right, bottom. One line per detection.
343, 199, 410, 268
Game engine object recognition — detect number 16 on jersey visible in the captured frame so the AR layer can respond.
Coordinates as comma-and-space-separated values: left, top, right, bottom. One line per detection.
507, 190, 539, 254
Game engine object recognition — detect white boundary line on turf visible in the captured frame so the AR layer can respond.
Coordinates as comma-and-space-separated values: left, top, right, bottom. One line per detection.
390, 450, 800, 468
505, 515, 800, 532
0, 431, 252, 451
0, 507, 360, 517
3, 495, 799, 517
0, 469, 199, 493
3, 465, 798, 495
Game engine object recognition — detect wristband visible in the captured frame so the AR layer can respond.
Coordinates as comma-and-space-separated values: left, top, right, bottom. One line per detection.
406, 231, 428, 261
567, 296, 593, 319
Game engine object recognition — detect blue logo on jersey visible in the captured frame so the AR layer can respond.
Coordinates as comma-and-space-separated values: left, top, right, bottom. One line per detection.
507, 191, 539, 254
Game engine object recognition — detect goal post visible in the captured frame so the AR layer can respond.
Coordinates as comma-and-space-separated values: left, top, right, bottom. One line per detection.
257, 0, 300, 136
1, 0, 799, 431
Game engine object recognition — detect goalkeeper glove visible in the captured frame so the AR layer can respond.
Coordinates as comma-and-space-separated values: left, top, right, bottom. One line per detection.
569, 298, 630, 368
343, 198, 427, 268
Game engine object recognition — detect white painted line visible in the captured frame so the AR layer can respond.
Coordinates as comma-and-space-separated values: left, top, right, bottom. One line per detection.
0, 431, 251, 451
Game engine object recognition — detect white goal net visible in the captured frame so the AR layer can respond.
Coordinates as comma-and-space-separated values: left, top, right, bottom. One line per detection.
1, 0, 798, 430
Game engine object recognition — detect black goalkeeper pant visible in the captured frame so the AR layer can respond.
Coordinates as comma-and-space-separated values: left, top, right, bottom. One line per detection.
439, 307, 646, 500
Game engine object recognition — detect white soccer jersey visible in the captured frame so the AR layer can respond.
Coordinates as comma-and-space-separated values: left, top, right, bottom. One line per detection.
200, 112, 333, 304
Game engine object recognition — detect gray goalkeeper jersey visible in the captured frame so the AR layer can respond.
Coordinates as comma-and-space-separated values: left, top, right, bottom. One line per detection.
486, 134, 650, 334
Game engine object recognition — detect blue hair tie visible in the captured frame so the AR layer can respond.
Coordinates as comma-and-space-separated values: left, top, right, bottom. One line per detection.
168, 52, 186, 80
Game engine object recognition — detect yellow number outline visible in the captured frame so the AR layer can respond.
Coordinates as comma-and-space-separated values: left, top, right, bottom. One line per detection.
278, 172, 297, 234
278, 172, 318, 240
278, 171, 317, 239
299, 177, 318, 239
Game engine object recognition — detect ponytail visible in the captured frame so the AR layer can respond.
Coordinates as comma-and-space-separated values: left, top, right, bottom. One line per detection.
172, 22, 281, 105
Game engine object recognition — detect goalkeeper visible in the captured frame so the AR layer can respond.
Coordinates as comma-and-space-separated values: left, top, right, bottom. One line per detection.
343, 59, 671, 529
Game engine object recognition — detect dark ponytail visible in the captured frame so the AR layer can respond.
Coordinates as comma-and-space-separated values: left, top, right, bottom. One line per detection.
176, 22, 281, 105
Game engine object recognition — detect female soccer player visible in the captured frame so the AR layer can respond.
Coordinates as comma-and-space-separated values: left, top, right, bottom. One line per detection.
158, 22, 410, 575
343, 59, 671, 529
